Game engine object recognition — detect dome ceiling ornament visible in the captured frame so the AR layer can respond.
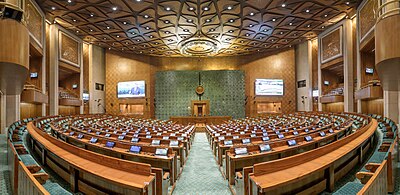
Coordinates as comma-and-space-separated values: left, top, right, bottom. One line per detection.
37, 0, 360, 57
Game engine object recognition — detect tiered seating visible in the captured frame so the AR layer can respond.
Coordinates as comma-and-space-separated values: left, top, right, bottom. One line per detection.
33, 115, 195, 194
7, 118, 70, 195
236, 113, 378, 195
58, 87, 79, 100
206, 113, 367, 186
334, 114, 398, 195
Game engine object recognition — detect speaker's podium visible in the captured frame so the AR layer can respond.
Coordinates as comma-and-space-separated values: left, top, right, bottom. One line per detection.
169, 100, 231, 132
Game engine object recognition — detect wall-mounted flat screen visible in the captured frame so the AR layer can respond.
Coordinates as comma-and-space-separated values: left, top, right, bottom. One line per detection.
366, 68, 374, 74
117, 81, 145, 98
83, 93, 89, 101
30, 72, 38, 78
255, 79, 284, 96
312, 90, 319, 97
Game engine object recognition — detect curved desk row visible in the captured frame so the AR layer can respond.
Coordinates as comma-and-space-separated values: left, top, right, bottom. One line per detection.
27, 122, 158, 195
245, 117, 377, 194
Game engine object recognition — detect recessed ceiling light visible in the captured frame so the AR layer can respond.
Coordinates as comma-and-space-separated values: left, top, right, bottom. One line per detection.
234, 46, 238, 49
103, 37, 107, 40
136, 39, 141, 42
187, 19, 193, 23
168, 39, 173, 42
253, 43, 256, 45
213, 35, 218, 38
143, 14, 149, 19
51, 6, 56, 10
131, 32, 136, 35
240, 40, 244, 43
183, 29, 189, 32
123, 21, 127, 25
203, 7, 209, 11
324, 14, 328, 17
280, 31, 284, 34
76, 30, 79, 33
164, 20, 170, 24
272, 18, 276, 22
249, 24, 254, 27
165, 7, 171, 11
155, 42, 159, 45
116, 35, 120, 38
112, 7, 117, 11
90, 13, 94, 17
281, 3, 286, 7
321, 26, 325, 29
259, 36, 263, 39
126, 42, 129, 44
106, 26, 110, 29
135, 0, 142, 1
257, 49, 260, 51
73, 19, 77, 22
67, 0, 72, 3
165, 31, 170, 34
108, 47, 111, 50
145, 26, 150, 30
293, 33, 297, 36
143, 45, 146, 47
305, 9, 310, 13
263, 29, 268, 32
249, 12, 255, 16
245, 33, 250, 36
289, 22, 293, 25
228, 30, 233, 33
226, 38, 231, 41
205, 19, 211, 23
271, 39, 274, 42
345, 2, 350, 5
188, 7, 195, 11
228, 19, 235, 23
209, 28, 215, 32
149, 35, 153, 38
227, 5, 233, 10
89, 29, 93, 32
307, 24, 311, 28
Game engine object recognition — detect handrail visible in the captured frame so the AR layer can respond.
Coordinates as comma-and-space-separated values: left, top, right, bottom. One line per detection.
376, 0, 400, 23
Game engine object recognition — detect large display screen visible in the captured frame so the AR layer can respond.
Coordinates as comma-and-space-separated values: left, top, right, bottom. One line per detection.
117, 81, 145, 98
255, 79, 284, 96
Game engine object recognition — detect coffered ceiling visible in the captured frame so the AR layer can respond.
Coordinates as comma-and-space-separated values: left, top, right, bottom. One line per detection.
37, 0, 360, 57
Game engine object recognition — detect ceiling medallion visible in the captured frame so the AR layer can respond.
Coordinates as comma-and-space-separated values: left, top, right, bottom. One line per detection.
178, 36, 221, 57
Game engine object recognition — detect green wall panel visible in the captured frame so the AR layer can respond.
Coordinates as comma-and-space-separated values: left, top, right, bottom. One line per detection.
155, 70, 245, 120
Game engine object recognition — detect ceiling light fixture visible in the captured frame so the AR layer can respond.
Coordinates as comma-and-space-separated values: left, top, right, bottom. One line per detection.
188, 7, 195, 11
143, 14, 149, 18
165, 7, 171, 11
165, 31, 170, 34
106, 26, 110, 29
164, 20, 170, 24
183, 29, 189, 32
289, 22, 293, 25
90, 13, 94, 17
249, 12, 255, 16
116, 35, 120, 38
205, 19, 211, 23
203, 7, 209, 11
281, 3, 286, 7
272, 18, 276, 22
228, 30, 233, 33
305, 9, 310, 13
227, 5, 233, 10
67, 0, 72, 3
51, 6, 56, 10
112, 7, 117, 11
228, 19, 235, 23
123, 21, 127, 25
187, 19, 193, 23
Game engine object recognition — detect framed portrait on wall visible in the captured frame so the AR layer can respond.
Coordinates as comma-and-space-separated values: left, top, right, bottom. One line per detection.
320, 26, 343, 64
59, 31, 80, 67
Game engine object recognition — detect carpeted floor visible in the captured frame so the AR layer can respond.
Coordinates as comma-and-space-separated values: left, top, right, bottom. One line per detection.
0, 134, 12, 195
173, 132, 231, 195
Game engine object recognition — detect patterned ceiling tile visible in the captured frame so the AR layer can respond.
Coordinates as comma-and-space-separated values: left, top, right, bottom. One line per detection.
36, 0, 361, 56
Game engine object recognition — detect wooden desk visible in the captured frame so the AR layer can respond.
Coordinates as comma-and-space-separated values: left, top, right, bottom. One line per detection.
27, 122, 156, 195
169, 116, 231, 125
248, 118, 377, 195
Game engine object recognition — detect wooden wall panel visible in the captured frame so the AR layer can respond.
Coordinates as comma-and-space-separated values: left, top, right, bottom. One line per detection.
106, 49, 296, 118
361, 99, 384, 116
59, 106, 80, 115
321, 70, 342, 95
322, 102, 344, 113
20, 103, 42, 119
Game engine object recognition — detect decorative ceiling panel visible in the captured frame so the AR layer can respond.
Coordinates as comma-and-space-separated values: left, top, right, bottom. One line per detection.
36, 0, 360, 57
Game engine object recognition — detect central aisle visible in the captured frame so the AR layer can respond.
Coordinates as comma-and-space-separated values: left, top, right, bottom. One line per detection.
173, 132, 231, 195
